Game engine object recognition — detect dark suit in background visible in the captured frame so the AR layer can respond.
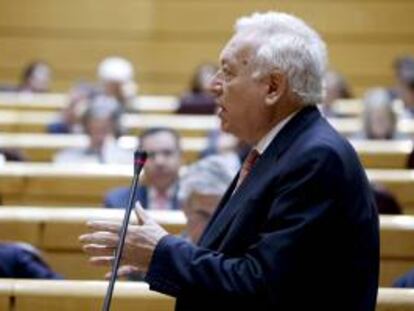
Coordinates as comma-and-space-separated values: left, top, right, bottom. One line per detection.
104, 185, 181, 210
145, 106, 379, 310
0, 243, 62, 279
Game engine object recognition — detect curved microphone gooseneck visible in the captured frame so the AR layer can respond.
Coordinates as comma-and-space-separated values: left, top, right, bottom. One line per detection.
101, 150, 147, 311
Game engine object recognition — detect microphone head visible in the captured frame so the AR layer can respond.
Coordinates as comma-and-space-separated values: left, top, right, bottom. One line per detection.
134, 150, 147, 172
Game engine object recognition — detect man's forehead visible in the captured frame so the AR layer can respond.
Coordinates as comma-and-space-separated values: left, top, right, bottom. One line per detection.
142, 132, 178, 147
219, 35, 257, 66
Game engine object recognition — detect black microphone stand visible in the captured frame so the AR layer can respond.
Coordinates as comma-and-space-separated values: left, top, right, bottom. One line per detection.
101, 150, 147, 311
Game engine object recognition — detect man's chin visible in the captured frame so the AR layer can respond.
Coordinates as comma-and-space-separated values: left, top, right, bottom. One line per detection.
219, 121, 231, 133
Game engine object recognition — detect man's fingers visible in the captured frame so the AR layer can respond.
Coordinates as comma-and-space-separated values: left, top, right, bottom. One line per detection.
83, 244, 114, 257
105, 265, 139, 280
86, 220, 121, 233
89, 256, 114, 266
135, 202, 150, 225
79, 231, 119, 247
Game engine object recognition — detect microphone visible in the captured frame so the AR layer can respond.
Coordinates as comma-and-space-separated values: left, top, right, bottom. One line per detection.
101, 150, 147, 311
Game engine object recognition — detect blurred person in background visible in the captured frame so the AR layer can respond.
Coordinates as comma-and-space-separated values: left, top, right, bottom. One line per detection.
179, 154, 238, 243
177, 63, 218, 114
371, 184, 402, 215
0, 148, 26, 163
0, 242, 62, 279
354, 88, 404, 140
97, 56, 137, 112
18, 60, 52, 93
320, 70, 353, 117
104, 127, 182, 210
47, 82, 96, 134
392, 56, 414, 118
53, 96, 130, 164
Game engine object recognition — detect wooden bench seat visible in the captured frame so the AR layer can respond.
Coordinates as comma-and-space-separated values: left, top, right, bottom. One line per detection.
0, 207, 185, 279
1, 133, 411, 168
0, 133, 237, 163
0, 110, 219, 136
1, 163, 413, 209
0, 279, 412, 311
0, 92, 179, 114
1, 208, 414, 286
3, 280, 174, 311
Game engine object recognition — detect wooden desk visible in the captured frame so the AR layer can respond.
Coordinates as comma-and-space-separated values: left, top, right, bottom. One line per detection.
367, 170, 414, 214
0, 92, 179, 114
350, 140, 412, 169
381, 216, 414, 287
0, 207, 185, 279
0, 279, 411, 311
1, 207, 414, 286
0, 163, 131, 206
3, 108, 414, 140
0, 133, 237, 163
12, 280, 174, 311
0, 133, 412, 169
2, 163, 414, 209
0, 110, 219, 136
0, 280, 13, 311
328, 118, 414, 138
377, 288, 414, 311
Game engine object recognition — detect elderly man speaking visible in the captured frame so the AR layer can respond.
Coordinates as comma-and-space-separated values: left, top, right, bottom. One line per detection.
80, 12, 379, 310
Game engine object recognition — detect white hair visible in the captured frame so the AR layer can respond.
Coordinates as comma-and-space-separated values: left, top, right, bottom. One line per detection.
363, 88, 393, 110
98, 56, 135, 83
179, 153, 239, 202
235, 12, 328, 105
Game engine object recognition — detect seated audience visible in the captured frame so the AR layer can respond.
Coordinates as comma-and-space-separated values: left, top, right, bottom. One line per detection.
47, 82, 96, 134
53, 96, 130, 164
97, 56, 137, 112
0, 242, 62, 279
177, 63, 218, 114
321, 70, 353, 117
354, 88, 404, 140
394, 269, 414, 288
18, 60, 52, 93
179, 154, 239, 243
392, 56, 414, 118
0, 148, 26, 162
371, 184, 402, 215
200, 129, 240, 156
104, 127, 182, 209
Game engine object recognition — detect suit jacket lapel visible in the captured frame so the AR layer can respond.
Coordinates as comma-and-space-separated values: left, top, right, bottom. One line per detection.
199, 106, 322, 248
197, 173, 240, 246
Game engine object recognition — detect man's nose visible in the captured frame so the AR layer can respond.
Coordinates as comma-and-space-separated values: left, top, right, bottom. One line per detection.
207, 72, 223, 97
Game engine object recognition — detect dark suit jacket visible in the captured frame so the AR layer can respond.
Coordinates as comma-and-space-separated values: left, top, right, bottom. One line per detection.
0, 243, 62, 279
393, 268, 414, 288
104, 185, 181, 210
145, 106, 379, 310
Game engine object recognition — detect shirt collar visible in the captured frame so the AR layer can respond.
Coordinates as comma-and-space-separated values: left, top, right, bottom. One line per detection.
255, 111, 299, 155
148, 184, 176, 200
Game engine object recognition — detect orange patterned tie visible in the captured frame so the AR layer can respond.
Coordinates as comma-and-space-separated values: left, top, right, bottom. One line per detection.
235, 149, 260, 190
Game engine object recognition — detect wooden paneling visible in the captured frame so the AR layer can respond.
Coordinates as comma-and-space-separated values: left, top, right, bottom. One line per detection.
377, 288, 414, 311
1, 1, 413, 36
0, 207, 186, 279
1, 209, 414, 285
13, 280, 174, 311
0, 280, 12, 311
0, 0, 412, 95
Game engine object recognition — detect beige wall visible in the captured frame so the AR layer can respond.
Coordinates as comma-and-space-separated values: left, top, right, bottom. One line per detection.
0, 0, 413, 96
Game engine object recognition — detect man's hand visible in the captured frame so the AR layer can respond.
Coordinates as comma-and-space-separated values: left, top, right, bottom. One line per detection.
79, 203, 169, 273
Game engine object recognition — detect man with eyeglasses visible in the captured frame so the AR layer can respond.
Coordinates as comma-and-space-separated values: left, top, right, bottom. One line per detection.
104, 127, 182, 210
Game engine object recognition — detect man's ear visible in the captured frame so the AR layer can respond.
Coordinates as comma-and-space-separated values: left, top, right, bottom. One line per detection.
264, 71, 287, 106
